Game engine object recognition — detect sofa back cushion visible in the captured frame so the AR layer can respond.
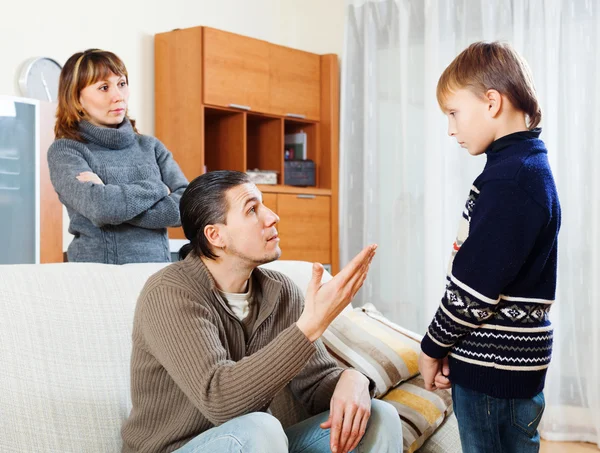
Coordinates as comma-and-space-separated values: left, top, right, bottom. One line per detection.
260, 260, 351, 313
0, 263, 166, 452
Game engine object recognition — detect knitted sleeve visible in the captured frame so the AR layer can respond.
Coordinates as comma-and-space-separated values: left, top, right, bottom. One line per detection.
140, 284, 318, 426
286, 281, 345, 415
127, 139, 189, 229
421, 180, 548, 358
48, 141, 169, 227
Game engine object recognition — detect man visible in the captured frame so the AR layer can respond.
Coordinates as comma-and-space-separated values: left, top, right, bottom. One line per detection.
122, 170, 402, 453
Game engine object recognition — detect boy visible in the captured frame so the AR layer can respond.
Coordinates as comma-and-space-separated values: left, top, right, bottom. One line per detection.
418, 42, 561, 453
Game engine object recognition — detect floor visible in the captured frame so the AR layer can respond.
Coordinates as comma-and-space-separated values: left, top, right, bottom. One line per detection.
541, 441, 599, 452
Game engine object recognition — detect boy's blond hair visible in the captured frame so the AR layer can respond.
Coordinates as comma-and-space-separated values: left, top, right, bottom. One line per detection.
437, 41, 542, 129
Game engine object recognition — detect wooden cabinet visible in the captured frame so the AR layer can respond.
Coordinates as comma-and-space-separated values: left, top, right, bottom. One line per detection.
262, 193, 278, 213
155, 26, 204, 181
203, 28, 270, 113
260, 191, 331, 264
269, 45, 321, 120
203, 28, 320, 120
155, 26, 339, 271
276, 194, 331, 264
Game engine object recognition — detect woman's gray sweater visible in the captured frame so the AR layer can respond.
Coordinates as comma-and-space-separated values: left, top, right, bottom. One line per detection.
48, 119, 188, 264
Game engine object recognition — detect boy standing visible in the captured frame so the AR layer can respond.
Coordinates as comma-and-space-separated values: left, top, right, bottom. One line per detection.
418, 42, 561, 453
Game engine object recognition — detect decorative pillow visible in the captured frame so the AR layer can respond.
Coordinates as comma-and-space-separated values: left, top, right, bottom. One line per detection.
383, 375, 453, 453
357, 302, 424, 343
322, 303, 453, 453
322, 308, 421, 397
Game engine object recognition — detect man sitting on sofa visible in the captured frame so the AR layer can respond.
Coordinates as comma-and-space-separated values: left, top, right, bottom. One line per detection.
121, 170, 402, 453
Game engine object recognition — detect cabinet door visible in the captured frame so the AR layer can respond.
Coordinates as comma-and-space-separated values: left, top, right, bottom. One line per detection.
269, 45, 320, 120
203, 28, 270, 113
262, 193, 278, 213
277, 194, 330, 264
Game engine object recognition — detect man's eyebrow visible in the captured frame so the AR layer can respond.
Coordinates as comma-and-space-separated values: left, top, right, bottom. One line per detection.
242, 196, 260, 208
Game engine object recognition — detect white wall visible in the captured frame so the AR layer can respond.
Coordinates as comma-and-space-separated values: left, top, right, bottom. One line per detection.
1, 0, 346, 252
1, 0, 346, 135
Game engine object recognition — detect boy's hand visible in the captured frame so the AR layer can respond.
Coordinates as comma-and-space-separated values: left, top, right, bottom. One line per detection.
434, 357, 451, 389
418, 352, 451, 390
320, 369, 371, 453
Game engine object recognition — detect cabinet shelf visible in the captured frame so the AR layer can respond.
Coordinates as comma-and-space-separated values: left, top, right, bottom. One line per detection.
247, 113, 283, 183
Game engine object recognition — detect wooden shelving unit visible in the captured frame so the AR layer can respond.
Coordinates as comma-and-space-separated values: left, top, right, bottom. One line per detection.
155, 26, 340, 272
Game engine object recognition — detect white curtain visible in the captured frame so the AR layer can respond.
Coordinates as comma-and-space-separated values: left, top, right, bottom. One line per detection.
340, 0, 599, 445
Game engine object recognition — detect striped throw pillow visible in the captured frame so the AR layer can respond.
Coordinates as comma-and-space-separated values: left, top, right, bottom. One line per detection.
383, 375, 453, 453
322, 309, 421, 397
322, 305, 453, 453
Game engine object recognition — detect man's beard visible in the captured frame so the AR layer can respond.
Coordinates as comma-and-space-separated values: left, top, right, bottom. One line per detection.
226, 243, 282, 266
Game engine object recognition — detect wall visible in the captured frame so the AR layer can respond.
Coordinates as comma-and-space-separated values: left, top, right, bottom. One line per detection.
0, 0, 345, 135
0, 0, 346, 251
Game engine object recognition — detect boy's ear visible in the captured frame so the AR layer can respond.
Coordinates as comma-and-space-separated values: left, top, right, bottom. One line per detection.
485, 89, 502, 118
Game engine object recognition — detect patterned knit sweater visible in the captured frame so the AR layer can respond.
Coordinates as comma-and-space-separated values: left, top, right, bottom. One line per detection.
420, 129, 561, 399
121, 254, 344, 453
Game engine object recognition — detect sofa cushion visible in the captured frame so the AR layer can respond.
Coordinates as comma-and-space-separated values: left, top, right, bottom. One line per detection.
418, 412, 461, 453
382, 375, 453, 453
356, 304, 454, 452
259, 260, 356, 315
321, 307, 421, 397
322, 303, 454, 453
0, 263, 167, 453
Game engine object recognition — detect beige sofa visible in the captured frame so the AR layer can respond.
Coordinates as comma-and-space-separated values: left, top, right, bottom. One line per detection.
0, 260, 459, 452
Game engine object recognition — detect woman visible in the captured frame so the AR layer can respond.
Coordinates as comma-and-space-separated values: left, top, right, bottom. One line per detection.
48, 49, 188, 263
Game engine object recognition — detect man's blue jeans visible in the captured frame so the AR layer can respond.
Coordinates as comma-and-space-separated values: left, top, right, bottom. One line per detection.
452, 383, 545, 453
173, 399, 402, 453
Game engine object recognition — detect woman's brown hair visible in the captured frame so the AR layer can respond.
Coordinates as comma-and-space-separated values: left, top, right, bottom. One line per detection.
54, 49, 139, 141
437, 42, 542, 129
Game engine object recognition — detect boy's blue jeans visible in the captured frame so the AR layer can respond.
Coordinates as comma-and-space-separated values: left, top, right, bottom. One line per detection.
452, 383, 545, 453
173, 399, 402, 453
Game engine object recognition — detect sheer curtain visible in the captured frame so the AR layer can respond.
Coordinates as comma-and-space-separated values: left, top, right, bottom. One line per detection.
340, 0, 599, 445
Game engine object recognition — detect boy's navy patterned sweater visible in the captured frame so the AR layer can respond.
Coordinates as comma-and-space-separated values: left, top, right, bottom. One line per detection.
420, 129, 561, 399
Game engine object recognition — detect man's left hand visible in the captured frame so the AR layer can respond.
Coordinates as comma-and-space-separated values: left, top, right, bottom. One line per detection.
320, 369, 371, 453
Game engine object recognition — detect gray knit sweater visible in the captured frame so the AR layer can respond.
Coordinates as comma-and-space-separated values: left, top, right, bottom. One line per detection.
48, 119, 188, 264
121, 255, 345, 453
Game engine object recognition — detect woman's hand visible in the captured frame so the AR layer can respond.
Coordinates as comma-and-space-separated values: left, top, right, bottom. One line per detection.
76, 171, 104, 185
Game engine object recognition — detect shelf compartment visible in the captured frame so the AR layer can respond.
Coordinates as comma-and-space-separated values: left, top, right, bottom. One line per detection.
204, 107, 246, 173
247, 113, 283, 183
283, 119, 320, 187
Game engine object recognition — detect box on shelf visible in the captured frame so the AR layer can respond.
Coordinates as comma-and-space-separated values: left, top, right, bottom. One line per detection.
284, 160, 315, 186
246, 169, 278, 185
